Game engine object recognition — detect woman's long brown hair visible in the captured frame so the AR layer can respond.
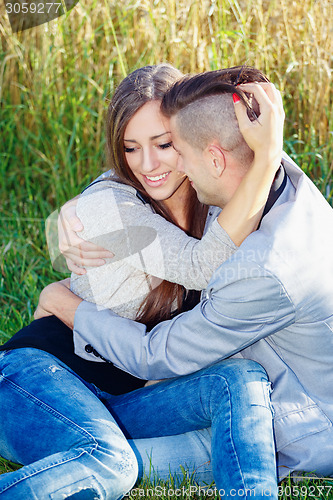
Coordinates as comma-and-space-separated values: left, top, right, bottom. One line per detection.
105, 64, 208, 329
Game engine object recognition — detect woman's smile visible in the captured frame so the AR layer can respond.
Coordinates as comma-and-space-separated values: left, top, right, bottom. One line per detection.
142, 171, 171, 187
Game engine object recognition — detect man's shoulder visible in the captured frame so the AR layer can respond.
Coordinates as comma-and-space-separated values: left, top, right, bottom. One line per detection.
217, 160, 333, 313
254, 155, 332, 250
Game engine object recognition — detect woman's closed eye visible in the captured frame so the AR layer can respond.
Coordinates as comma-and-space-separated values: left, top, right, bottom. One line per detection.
124, 142, 172, 153
157, 141, 173, 150
124, 146, 137, 153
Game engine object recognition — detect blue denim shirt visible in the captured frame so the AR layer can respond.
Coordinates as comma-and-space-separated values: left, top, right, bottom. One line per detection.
74, 154, 333, 465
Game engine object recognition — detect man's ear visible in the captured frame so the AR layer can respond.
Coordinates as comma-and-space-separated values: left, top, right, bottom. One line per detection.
203, 143, 226, 178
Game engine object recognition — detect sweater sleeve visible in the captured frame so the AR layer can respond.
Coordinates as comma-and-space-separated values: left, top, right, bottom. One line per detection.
75, 179, 237, 290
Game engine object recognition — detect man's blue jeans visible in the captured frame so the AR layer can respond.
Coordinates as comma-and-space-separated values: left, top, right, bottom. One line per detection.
0, 348, 277, 499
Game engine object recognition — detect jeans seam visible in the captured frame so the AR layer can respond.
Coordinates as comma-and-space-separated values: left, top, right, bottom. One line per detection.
0, 374, 98, 452
0, 449, 89, 494
111, 373, 235, 410
217, 376, 246, 491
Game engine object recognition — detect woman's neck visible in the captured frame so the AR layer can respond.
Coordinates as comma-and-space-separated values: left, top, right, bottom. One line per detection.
162, 178, 191, 231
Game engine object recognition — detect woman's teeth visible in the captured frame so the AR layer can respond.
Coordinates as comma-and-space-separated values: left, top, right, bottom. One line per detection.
145, 172, 169, 181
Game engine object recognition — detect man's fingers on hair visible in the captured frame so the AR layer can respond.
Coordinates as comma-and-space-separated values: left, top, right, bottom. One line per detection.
239, 82, 281, 107
233, 95, 257, 130
274, 87, 285, 117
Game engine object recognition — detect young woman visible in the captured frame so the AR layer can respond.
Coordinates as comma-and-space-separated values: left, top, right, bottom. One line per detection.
0, 65, 282, 499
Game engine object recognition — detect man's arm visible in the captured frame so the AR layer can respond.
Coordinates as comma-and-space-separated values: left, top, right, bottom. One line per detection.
73, 257, 296, 380
34, 278, 82, 329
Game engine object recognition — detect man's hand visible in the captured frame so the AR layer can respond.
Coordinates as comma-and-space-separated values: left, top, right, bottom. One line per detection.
34, 278, 82, 330
58, 196, 113, 275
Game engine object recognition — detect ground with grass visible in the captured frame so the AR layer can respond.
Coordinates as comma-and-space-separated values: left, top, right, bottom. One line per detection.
0, 0, 332, 497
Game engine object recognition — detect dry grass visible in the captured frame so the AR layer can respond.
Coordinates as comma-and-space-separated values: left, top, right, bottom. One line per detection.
1, 0, 332, 147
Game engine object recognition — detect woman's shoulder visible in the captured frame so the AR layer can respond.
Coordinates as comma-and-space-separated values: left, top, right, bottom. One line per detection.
78, 173, 149, 208
83, 173, 137, 195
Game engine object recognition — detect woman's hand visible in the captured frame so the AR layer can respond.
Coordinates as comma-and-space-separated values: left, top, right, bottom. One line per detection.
217, 82, 285, 246
58, 196, 113, 275
34, 278, 82, 329
234, 82, 285, 171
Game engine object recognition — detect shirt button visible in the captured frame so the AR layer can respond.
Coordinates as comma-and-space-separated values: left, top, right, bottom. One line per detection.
92, 349, 100, 358
85, 344, 93, 353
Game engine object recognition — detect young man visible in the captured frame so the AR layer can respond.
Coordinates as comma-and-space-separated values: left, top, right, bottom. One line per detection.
37, 68, 333, 480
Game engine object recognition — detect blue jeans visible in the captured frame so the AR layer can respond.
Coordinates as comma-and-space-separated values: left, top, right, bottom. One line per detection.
0, 348, 277, 499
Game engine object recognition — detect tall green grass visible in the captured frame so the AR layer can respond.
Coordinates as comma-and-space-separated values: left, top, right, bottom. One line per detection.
0, 0, 332, 494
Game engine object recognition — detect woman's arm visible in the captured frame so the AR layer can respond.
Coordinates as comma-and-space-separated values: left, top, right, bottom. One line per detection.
217, 82, 284, 245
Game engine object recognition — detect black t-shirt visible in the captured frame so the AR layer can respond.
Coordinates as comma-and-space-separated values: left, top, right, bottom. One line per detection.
0, 290, 201, 395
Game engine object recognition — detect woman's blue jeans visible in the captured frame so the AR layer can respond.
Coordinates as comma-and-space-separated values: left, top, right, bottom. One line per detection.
0, 348, 277, 499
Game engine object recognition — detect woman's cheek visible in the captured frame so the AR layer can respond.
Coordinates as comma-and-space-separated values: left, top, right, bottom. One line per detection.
167, 149, 180, 169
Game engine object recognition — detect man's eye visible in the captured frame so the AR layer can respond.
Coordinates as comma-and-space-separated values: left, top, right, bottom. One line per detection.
159, 142, 173, 150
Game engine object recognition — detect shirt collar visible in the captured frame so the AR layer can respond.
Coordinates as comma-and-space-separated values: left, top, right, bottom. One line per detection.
259, 165, 287, 226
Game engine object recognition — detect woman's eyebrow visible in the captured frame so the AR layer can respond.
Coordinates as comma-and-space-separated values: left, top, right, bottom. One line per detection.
124, 132, 171, 142
151, 132, 171, 140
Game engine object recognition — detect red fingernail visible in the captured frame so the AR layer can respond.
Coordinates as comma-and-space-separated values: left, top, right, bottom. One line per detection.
233, 93, 240, 103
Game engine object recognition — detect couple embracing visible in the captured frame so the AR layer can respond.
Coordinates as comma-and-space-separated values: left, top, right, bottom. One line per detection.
0, 64, 332, 499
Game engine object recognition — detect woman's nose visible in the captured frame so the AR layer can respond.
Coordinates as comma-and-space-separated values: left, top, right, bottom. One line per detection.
142, 149, 160, 172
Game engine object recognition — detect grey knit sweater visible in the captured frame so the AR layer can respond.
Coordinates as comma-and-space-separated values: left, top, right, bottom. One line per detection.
70, 177, 237, 319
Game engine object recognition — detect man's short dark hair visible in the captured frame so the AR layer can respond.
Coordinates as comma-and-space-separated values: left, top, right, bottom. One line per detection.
161, 65, 270, 119
161, 66, 270, 166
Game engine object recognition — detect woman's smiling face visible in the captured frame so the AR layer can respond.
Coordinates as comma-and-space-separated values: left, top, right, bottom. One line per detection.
123, 100, 187, 201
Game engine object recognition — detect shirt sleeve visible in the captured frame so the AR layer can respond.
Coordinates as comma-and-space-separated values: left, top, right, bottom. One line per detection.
73, 259, 296, 379
75, 180, 237, 290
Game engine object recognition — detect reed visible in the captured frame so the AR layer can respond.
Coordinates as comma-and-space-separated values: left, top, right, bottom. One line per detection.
0, 0, 332, 196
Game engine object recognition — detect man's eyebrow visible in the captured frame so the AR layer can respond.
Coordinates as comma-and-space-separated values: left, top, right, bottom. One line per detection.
124, 132, 171, 142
